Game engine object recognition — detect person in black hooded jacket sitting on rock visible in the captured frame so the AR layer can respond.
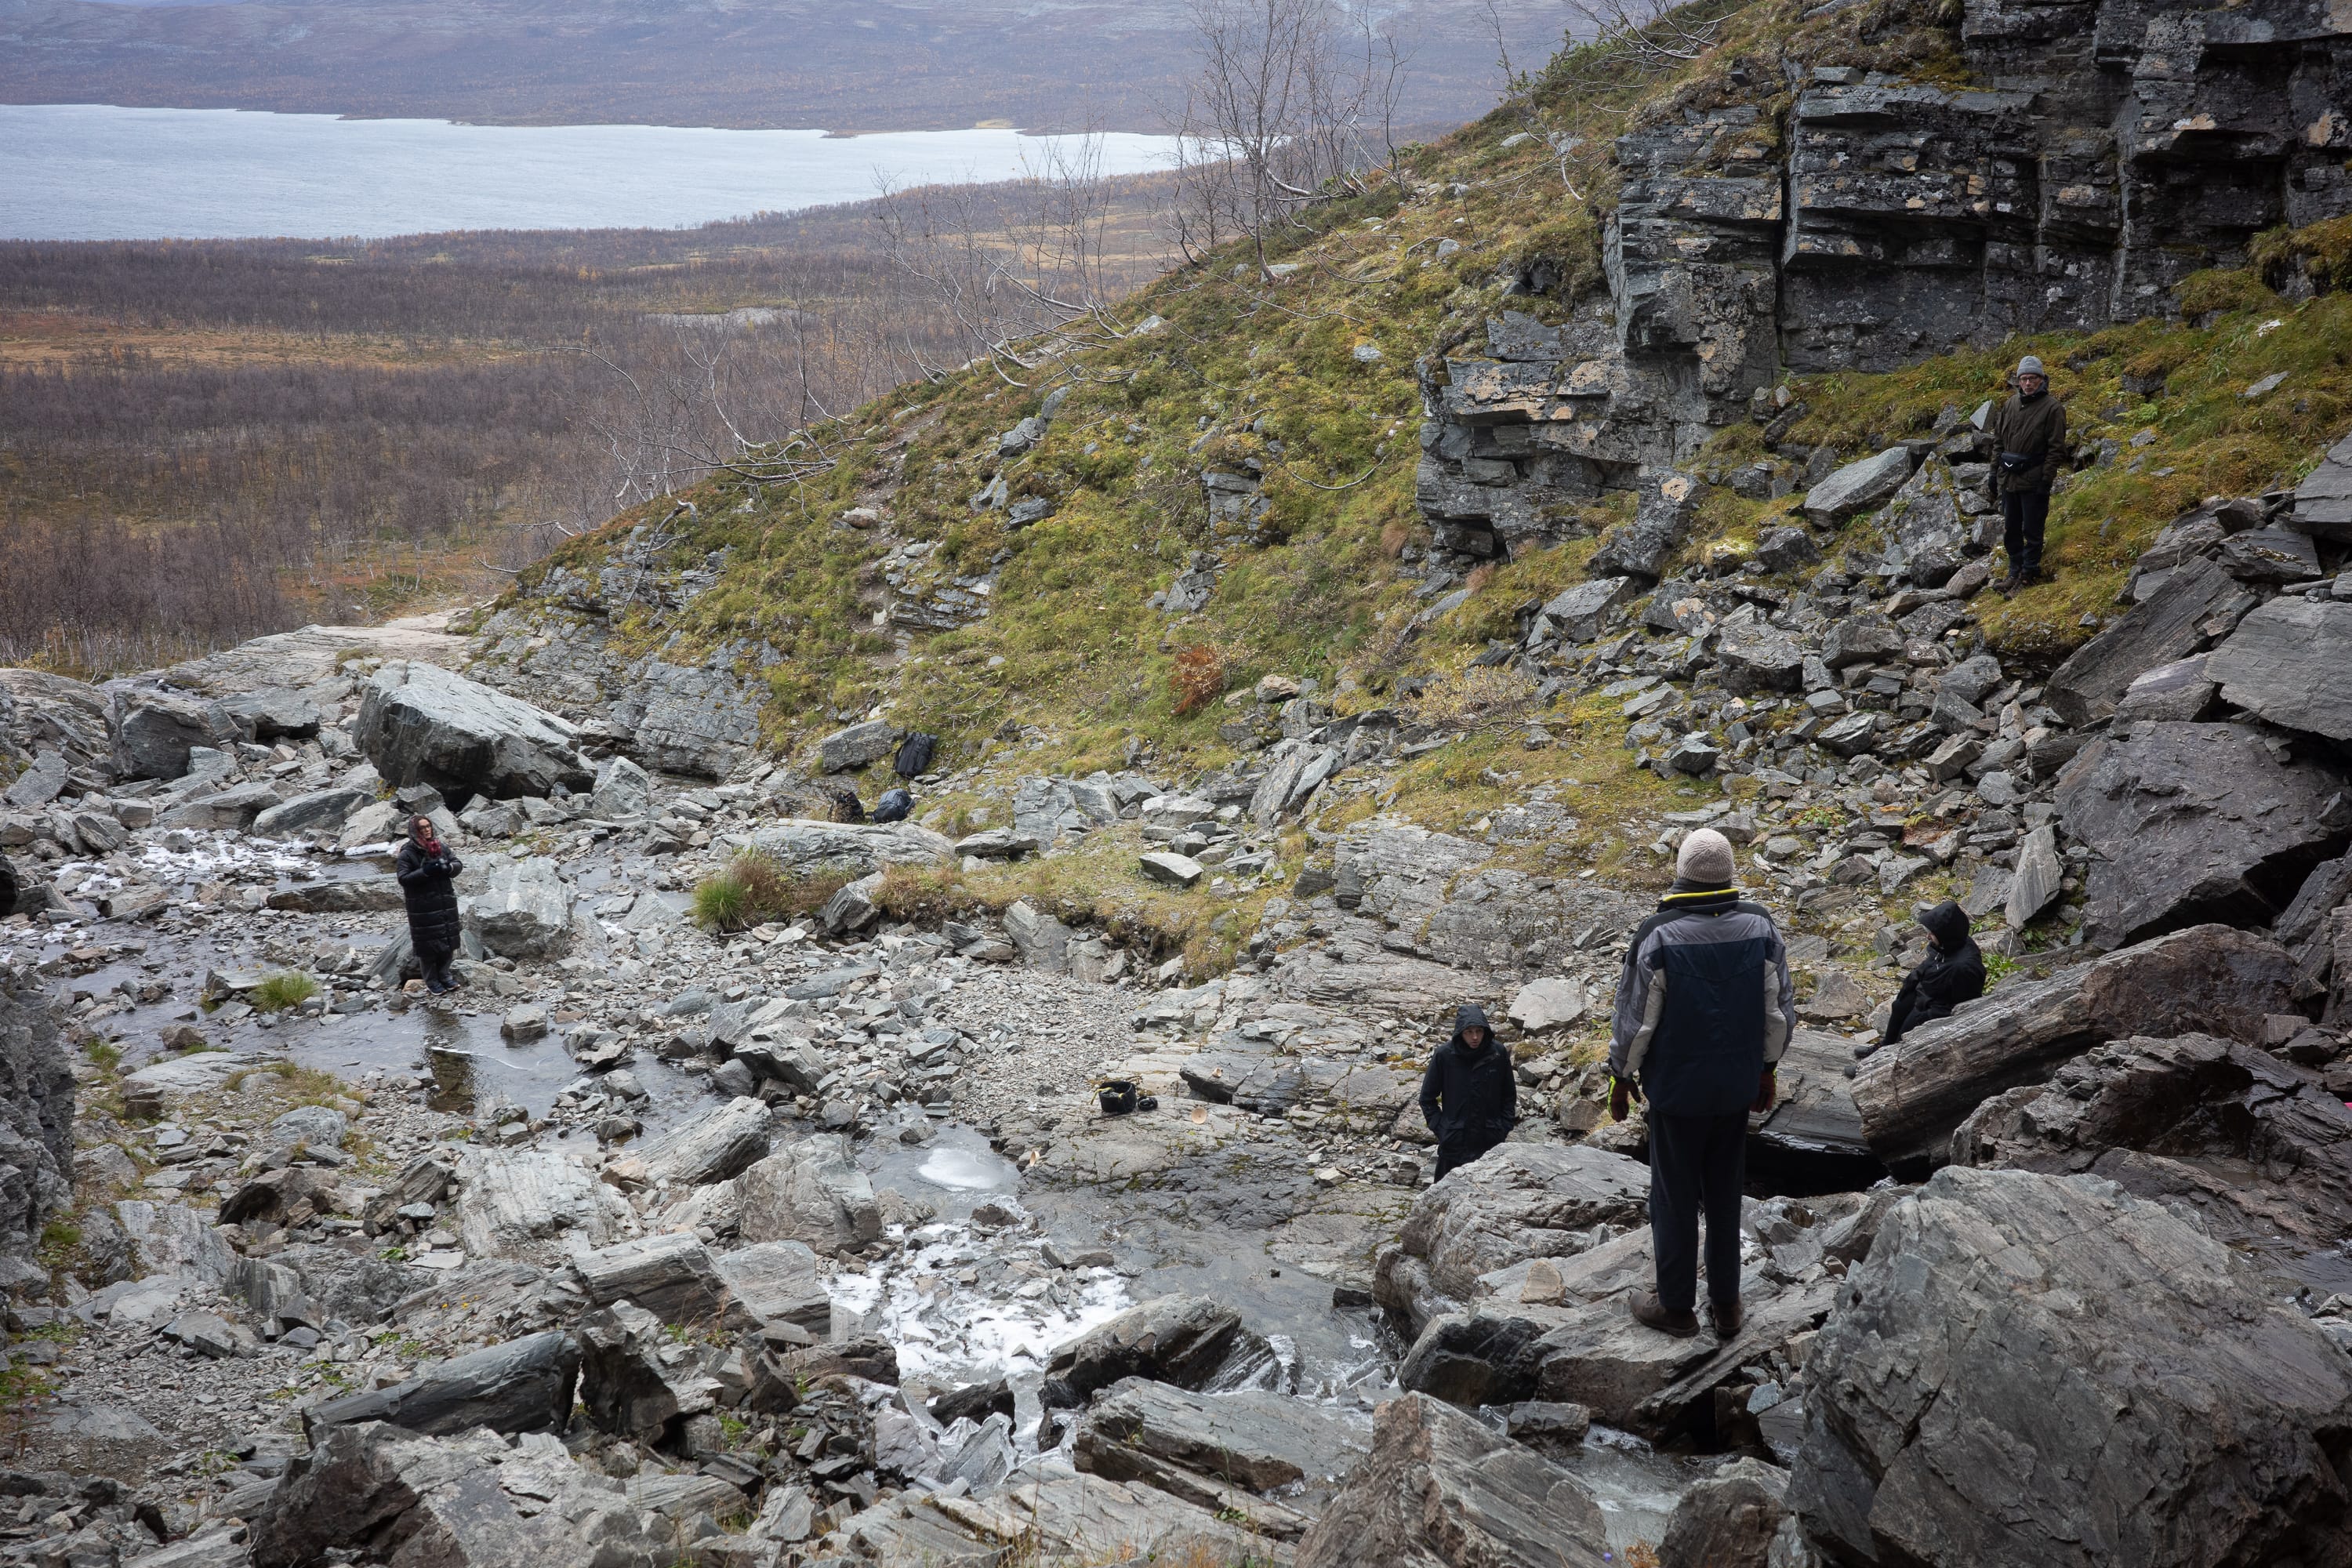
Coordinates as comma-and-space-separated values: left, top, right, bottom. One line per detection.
1420, 1004, 1516, 1179
1856, 899, 1984, 1061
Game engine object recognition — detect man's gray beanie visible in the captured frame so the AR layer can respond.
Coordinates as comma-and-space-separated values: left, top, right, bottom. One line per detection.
2017, 354, 2045, 376
1676, 827, 1737, 885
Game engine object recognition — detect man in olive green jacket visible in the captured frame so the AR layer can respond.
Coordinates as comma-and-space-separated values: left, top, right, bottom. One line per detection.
1988, 354, 2067, 593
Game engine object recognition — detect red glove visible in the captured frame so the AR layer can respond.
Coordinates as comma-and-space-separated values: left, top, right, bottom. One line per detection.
1609, 1076, 1635, 1123
1753, 1068, 1777, 1115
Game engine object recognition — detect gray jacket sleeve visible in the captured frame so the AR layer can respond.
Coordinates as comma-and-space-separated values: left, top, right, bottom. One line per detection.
1763, 922, 1795, 1065
1608, 934, 1663, 1080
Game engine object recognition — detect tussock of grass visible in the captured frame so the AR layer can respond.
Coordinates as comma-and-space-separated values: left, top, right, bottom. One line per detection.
249, 971, 318, 1013
692, 848, 852, 931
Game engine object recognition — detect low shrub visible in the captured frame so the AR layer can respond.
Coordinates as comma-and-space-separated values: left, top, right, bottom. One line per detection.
692, 849, 854, 931
249, 971, 318, 1013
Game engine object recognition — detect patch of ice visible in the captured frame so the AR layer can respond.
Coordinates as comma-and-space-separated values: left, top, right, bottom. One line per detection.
841, 1227, 1131, 1383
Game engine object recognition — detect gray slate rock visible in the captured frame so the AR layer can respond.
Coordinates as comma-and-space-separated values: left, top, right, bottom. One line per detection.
747, 818, 954, 876
2055, 720, 2348, 948
567, 1232, 731, 1325
1803, 446, 1912, 521
2293, 429, 2352, 540
1076, 1376, 1370, 1498
1294, 1392, 1610, 1568
2045, 557, 2256, 729
1791, 1167, 2352, 1568
2, 750, 67, 811
1589, 471, 1700, 582
354, 661, 590, 800
111, 688, 235, 781
1536, 577, 1638, 642
1951, 1030, 2352, 1298
1849, 924, 2300, 1171
1659, 1456, 1789, 1568
638, 1094, 771, 1189
0, 962, 72, 1283
2112, 654, 2217, 722
252, 1419, 660, 1568
303, 1331, 579, 1439
462, 856, 573, 960
219, 688, 321, 741
2207, 596, 2352, 742
817, 719, 898, 773
251, 786, 372, 838
732, 1134, 881, 1258
1041, 1295, 1272, 1410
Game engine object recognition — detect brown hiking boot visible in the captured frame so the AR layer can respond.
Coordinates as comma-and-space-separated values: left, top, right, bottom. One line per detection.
1710, 1297, 1744, 1338
1631, 1292, 1700, 1338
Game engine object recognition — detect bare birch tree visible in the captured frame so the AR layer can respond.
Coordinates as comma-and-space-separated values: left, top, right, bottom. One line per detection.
1166, 0, 1410, 274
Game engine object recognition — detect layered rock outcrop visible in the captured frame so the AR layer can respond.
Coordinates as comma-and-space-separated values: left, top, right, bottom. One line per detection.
1416, 0, 2352, 559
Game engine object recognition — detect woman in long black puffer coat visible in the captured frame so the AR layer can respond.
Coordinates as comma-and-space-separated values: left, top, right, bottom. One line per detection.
395, 815, 465, 993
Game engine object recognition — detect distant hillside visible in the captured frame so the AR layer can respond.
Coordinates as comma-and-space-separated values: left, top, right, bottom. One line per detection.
0, 0, 1563, 131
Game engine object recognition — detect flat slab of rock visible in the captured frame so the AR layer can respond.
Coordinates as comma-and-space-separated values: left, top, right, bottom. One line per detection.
1295, 1392, 1612, 1568
748, 819, 955, 875
1850, 924, 2299, 1171
2208, 595, 2352, 741
1041, 1294, 1267, 1409
1791, 1167, 2352, 1567
354, 660, 590, 800
566, 1232, 731, 1325
1076, 1376, 1372, 1496
1372, 1145, 1650, 1333
637, 1094, 771, 1189
1802, 446, 1912, 521
452, 1149, 628, 1259
303, 1331, 579, 1439
2044, 557, 2256, 728
1138, 851, 1205, 888
711, 1240, 830, 1332
2054, 720, 2347, 948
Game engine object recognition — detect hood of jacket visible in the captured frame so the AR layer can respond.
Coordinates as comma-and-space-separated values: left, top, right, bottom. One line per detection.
1450, 1004, 1493, 1051
1918, 899, 1972, 950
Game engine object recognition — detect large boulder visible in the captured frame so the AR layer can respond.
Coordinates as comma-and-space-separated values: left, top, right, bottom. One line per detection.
575, 1301, 727, 1442
817, 718, 898, 773
564, 1232, 731, 1325
452, 1149, 629, 1259
1040, 1295, 1273, 1410
354, 660, 590, 800
2295, 427, 2352, 540
0, 668, 111, 779
746, 819, 956, 877
1372, 1145, 1650, 1334
219, 687, 321, 741
2044, 557, 2258, 728
0, 962, 73, 1287
1849, 924, 2299, 1171
587, 755, 652, 820
2054, 721, 2347, 948
251, 1421, 662, 1568
1953, 1032, 2352, 1297
637, 1094, 771, 1189
1658, 1457, 1790, 1568
461, 857, 574, 960
110, 687, 235, 781
1395, 1193, 1866, 1439
303, 1331, 579, 1439
711, 1240, 831, 1333
1294, 1392, 1612, 1568
2207, 595, 2352, 741
1791, 1167, 2352, 1568
732, 1134, 881, 1258
1588, 470, 1700, 582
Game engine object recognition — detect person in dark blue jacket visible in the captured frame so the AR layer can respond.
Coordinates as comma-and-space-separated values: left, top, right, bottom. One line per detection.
1608, 828, 1793, 1339
1420, 1004, 1516, 1180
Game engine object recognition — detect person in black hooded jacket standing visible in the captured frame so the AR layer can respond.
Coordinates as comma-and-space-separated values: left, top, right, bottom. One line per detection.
1421, 1004, 1516, 1179
1856, 900, 1985, 1060
396, 815, 465, 994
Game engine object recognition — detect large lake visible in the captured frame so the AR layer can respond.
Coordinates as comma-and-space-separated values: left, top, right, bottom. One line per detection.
0, 104, 1180, 241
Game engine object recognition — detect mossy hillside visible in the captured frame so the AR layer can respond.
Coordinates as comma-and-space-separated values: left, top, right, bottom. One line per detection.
499, 0, 2352, 931
1693, 276, 2352, 663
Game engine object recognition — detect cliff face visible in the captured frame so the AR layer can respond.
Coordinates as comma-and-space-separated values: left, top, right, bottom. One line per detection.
1416, 0, 2352, 562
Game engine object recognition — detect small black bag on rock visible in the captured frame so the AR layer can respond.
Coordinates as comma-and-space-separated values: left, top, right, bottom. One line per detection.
1098, 1080, 1138, 1116
895, 732, 938, 779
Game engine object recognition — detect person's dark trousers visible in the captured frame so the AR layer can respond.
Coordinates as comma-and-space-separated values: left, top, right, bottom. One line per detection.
417, 942, 455, 993
1434, 1129, 1504, 1181
1647, 1110, 1748, 1314
2002, 490, 2049, 575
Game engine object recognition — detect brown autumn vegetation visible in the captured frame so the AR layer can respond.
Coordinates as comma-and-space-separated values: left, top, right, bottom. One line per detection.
0, 180, 1179, 673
